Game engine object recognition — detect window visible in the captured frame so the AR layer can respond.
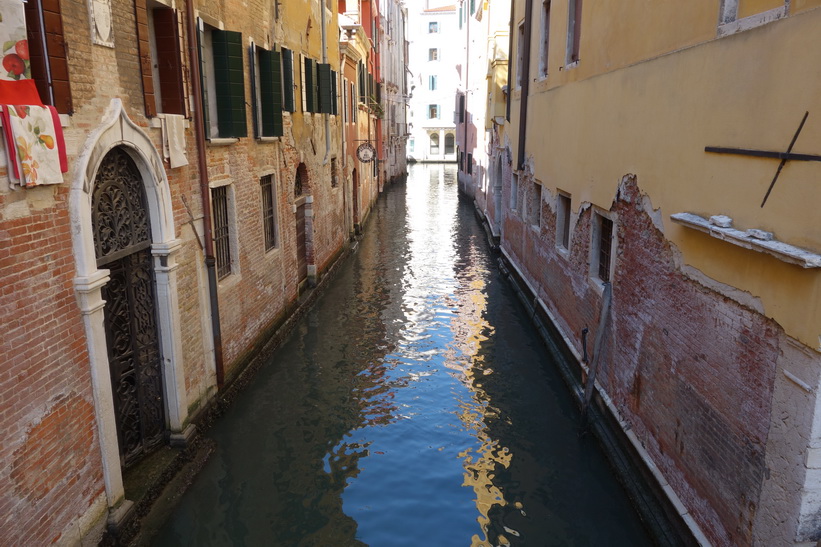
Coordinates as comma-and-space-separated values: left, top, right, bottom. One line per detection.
428, 104, 439, 119
593, 213, 614, 283
528, 183, 541, 227
539, 1, 551, 77
358, 62, 367, 103
301, 55, 319, 113
458, 94, 465, 123
429, 75, 437, 91
212, 185, 233, 278
331, 157, 339, 187
510, 174, 519, 211
429, 21, 439, 33
198, 21, 247, 138
281, 48, 296, 112
428, 48, 439, 61
136, 0, 186, 117
430, 133, 440, 154
250, 44, 284, 137
22, 0, 72, 113
556, 192, 571, 249
409, 138, 415, 152
566, 0, 582, 64
444, 133, 455, 154
260, 174, 278, 251
516, 21, 526, 87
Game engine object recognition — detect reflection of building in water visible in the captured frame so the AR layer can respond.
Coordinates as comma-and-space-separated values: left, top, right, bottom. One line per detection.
445, 235, 516, 547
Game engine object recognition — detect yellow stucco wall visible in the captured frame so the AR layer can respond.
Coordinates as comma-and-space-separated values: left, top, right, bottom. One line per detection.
792, 0, 821, 12
738, 0, 785, 19
511, 4, 821, 347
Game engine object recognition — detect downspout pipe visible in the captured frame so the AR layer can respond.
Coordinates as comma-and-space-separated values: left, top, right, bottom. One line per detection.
516, 0, 533, 170
186, 1, 225, 388
322, 1, 331, 163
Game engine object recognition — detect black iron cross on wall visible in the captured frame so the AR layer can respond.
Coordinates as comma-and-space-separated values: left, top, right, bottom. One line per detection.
705, 111, 821, 207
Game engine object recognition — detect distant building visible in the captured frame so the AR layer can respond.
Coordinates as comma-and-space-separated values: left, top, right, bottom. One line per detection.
406, 3, 458, 163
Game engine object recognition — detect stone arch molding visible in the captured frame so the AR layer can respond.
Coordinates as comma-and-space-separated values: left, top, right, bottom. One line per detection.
70, 98, 190, 513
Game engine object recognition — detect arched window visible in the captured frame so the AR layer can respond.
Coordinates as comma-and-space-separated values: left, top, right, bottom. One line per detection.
444, 133, 455, 154
295, 163, 309, 196
430, 133, 440, 154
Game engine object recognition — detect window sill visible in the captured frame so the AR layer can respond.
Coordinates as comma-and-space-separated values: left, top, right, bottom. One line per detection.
207, 137, 239, 147
257, 136, 279, 143
564, 60, 579, 70
717, 6, 786, 38
671, 212, 821, 268
148, 115, 191, 129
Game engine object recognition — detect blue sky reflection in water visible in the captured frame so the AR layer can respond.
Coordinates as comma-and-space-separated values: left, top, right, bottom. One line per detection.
152, 164, 652, 546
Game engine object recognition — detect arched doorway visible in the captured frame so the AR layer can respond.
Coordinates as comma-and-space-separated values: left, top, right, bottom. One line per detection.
352, 167, 360, 234
445, 133, 455, 155
294, 163, 311, 290
71, 100, 192, 521
430, 133, 440, 155
92, 148, 165, 468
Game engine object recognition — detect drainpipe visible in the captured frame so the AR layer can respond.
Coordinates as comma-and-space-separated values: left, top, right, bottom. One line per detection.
186, 1, 225, 388
463, 0, 469, 174
322, 1, 331, 163
517, 0, 533, 170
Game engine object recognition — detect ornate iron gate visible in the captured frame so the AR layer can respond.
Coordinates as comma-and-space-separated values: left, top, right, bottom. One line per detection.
92, 148, 165, 468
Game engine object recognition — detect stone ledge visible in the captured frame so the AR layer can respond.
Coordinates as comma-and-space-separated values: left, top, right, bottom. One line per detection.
671, 212, 821, 268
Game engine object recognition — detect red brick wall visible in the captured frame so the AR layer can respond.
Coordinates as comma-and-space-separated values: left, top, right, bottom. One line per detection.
0, 191, 104, 545
501, 173, 779, 546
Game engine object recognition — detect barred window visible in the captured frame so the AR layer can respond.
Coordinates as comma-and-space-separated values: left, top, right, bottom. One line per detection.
597, 215, 613, 282
260, 174, 278, 250
212, 186, 231, 278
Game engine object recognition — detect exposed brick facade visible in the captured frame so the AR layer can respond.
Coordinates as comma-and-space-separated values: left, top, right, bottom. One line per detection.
1, 0, 399, 542
498, 171, 785, 545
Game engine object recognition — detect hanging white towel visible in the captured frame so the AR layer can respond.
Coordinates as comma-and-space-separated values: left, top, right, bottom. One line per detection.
162, 114, 188, 168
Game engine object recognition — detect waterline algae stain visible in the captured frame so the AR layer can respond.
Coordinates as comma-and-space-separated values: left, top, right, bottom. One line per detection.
151, 164, 651, 546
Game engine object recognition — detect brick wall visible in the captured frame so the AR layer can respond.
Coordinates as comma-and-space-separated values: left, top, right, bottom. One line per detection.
501, 173, 781, 545
0, 190, 104, 545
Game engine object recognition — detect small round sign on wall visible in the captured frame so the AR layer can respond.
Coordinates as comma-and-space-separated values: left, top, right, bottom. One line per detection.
357, 142, 376, 163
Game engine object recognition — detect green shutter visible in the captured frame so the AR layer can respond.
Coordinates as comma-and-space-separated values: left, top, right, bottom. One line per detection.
212, 29, 247, 138
310, 59, 319, 113
259, 48, 284, 137
330, 70, 338, 115
196, 19, 210, 138
271, 49, 284, 135
249, 44, 259, 138
282, 48, 295, 112
304, 58, 316, 113
318, 63, 332, 114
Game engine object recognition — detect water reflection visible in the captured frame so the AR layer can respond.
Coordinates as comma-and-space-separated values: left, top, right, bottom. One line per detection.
152, 164, 651, 546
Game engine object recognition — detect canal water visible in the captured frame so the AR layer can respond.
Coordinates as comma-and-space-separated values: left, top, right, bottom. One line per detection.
152, 164, 652, 546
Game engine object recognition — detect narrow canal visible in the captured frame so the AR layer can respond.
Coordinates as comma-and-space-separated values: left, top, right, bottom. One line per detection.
152, 164, 652, 546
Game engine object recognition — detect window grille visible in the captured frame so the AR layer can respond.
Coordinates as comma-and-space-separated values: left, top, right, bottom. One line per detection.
260, 175, 277, 250
212, 186, 231, 278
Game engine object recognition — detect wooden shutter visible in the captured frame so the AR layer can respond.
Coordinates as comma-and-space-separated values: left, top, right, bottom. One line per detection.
249, 43, 259, 138
330, 70, 338, 116
571, 0, 582, 63
304, 57, 315, 113
259, 48, 283, 137
196, 19, 210, 138
300, 54, 307, 112
24, 0, 72, 113
281, 48, 295, 112
134, 0, 156, 116
154, 8, 185, 115
317, 63, 332, 114
212, 30, 247, 138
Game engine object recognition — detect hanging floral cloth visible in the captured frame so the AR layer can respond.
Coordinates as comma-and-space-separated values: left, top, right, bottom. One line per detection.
1, 102, 67, 187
